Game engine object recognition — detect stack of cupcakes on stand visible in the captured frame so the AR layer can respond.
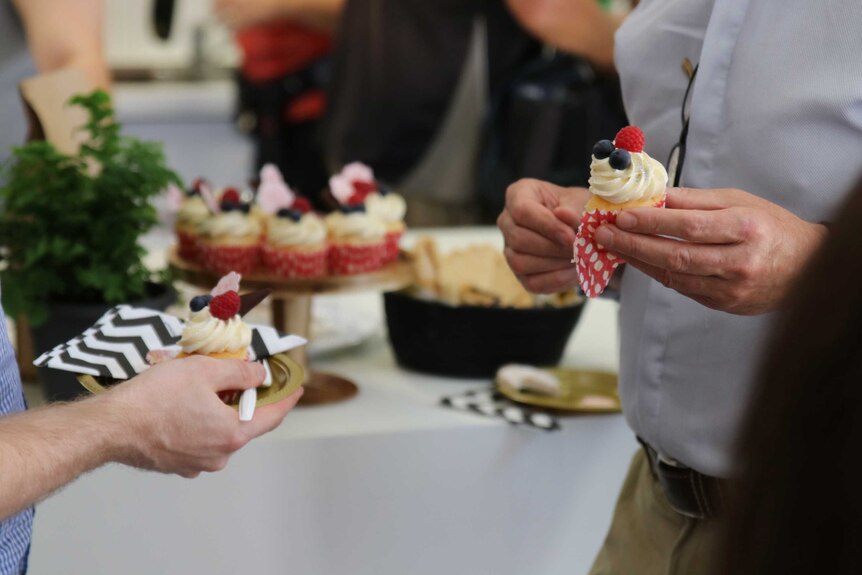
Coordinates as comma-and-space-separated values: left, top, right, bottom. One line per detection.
171, 162, 406, 277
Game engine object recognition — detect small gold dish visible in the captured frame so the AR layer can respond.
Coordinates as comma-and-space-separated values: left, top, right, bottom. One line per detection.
76, 353, 304, 408
497, 368, 620, 413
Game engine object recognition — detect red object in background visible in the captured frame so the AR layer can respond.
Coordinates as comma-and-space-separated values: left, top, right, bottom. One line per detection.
237, 21, 331, 83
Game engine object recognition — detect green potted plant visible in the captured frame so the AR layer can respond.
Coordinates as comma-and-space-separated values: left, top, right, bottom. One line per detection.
0, 90, 181, 400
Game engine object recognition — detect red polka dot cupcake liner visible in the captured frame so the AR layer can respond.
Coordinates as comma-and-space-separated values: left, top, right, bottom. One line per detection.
329, 241, 386, 275
383, 229, 404, 263
199, 242, 260, 275
575, 196, 666, 298
261, 244, 329, 278
176, 229, 200, 263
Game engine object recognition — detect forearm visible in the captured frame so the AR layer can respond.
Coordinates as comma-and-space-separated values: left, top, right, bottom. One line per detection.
285, 0, 344, 30
0, 397, 127, 519
505, 0, 624, 72
13, 0, 111, 90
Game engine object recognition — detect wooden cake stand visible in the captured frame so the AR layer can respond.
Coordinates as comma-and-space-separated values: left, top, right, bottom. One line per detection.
168, 247, 413, 406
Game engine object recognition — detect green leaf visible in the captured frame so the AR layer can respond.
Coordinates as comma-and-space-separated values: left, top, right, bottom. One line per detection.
0, 89, 180, 322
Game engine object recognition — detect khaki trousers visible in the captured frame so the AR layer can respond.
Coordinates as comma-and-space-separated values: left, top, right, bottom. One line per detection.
589, 450, 722, 575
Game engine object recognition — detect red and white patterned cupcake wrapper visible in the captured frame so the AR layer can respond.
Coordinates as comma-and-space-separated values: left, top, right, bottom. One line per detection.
575, 197, 666, 298
176, 230, 200, 263
261, 244, 329, 278
200, 243, 260, 275
329, 241, 385, 275
383, 229, 404, 263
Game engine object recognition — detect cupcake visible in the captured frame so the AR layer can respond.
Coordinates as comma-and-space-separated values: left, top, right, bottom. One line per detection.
178, 272, 252, 360
169, 179, 214, 263
574, 126, 668, 297
325, 205, 387, 275
198, 192, 263, 275
365, 184, 406, 263
262, 206, 328, 278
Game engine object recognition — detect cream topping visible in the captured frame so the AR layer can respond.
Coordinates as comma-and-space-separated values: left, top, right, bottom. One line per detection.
176, 196, 210, 227
179, 307, 251, 355
267, 213, 327, 247
199, 211, 262, 239
365, 192, 406, 223
325, 211, 385, 240
588, 151, 668, 204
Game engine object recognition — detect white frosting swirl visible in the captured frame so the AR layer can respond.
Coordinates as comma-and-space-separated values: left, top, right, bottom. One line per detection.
199, 211, 262, 239
588, 151, 668, 204
267, 213, 327, 247
179, 307, 251, 355
325, 211, 385, 240
365, 192, 406, 223
176, 196, 210, 228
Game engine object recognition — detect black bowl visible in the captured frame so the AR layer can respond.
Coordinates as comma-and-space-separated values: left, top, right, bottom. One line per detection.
383, 290, 586, 378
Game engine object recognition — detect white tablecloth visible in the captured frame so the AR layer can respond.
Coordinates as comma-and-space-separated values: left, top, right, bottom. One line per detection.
28, 228, 638, 575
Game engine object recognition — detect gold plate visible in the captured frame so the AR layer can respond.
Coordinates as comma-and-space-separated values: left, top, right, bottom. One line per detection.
497, 368, 621, 413
76, 353, 305, 409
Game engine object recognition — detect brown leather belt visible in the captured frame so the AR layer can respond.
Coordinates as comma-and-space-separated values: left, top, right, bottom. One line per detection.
639, 439, 726, 520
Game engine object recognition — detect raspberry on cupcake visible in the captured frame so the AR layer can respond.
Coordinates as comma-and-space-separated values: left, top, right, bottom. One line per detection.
178, 272, 251, 360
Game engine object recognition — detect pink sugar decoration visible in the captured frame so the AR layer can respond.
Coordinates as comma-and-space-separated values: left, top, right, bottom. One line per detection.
199, 182, 220, 214
340, 161, 375, 184
257, 163, 296, 214
329, 173, 354, 205
211, 271, 242, 296
166, 183, 185, 212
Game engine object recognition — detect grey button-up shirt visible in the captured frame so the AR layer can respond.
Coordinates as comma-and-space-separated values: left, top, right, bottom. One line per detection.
615, 0, 862, 477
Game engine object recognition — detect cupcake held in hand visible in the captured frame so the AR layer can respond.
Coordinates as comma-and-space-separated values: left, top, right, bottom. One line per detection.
574, 126, 668, 298
178, 272, 252, 360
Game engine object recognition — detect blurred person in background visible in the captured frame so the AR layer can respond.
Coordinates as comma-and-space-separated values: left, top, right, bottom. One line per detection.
324, 0, 627, 225
214, 0, 343, 203
715, 174, 862, 575
1, 0, 109, 170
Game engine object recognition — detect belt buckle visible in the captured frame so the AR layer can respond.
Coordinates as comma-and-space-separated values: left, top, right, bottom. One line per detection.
639, 440, 721, 520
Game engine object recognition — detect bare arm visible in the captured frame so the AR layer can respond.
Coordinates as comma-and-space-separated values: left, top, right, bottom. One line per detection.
215, 0, 345, 32
505, 0, 625, 72
0, 357, 302, 520
12, 0, 111, 89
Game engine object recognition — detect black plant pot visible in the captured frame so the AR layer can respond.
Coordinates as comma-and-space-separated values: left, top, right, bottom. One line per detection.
30, 283, 176, 402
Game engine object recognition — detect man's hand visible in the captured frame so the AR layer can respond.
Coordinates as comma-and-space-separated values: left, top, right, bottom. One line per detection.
593, 187, 828, 315
497, 178, 589, 294
104, 356, 303, 478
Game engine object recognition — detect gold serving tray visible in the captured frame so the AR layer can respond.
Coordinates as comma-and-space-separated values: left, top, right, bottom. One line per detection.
497, 368, 621, 413
76, 353, 304, 409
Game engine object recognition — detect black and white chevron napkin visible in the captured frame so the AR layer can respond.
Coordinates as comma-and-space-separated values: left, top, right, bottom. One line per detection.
34, 305, 307, 380
440, 388, 560, 431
